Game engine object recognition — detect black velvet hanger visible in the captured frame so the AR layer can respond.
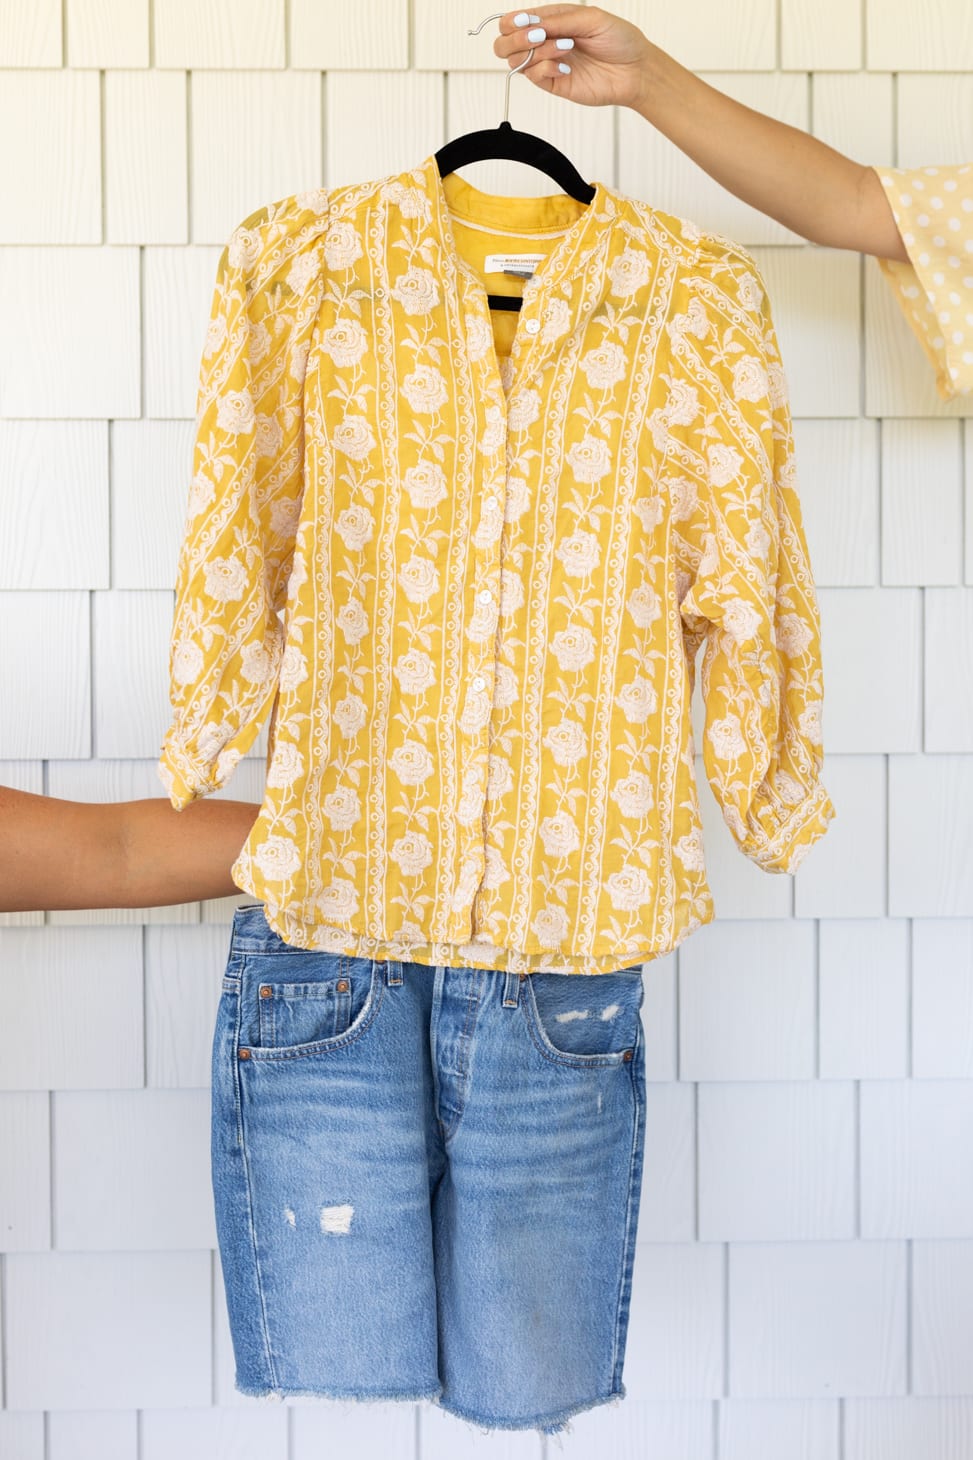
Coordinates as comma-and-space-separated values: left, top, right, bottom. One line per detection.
435, 15, 595, 314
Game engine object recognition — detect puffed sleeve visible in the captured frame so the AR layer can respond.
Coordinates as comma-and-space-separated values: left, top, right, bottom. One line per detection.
157, 191, 329, 810
873, 163, 973, 400
671, 248, 836, 873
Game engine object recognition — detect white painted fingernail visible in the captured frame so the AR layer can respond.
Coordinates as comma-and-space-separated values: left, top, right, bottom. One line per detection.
555, 37, 574, 50
527, 27, 546, 42
558, 62, 571, 73
513, 12, 541, 24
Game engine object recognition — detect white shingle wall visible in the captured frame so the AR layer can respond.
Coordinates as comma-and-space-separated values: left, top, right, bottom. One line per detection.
0, 0, 971, 1454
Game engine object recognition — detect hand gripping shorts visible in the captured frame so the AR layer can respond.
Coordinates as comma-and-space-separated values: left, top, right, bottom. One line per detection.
212, 904, 647, 1437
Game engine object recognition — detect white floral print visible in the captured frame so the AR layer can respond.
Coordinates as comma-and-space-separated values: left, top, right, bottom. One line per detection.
159, 152, 834, 975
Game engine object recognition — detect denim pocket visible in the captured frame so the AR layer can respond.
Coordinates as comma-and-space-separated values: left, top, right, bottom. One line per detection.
522, 966, 644, 1065
239, 952, 383, 1058
257, 978, 353, 1048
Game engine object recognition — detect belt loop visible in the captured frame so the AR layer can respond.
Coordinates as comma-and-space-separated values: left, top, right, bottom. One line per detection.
385, 959, 403, 986
502, 970, 521, 1008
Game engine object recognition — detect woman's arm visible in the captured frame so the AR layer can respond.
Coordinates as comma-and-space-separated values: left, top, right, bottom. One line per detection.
0, 785, 259, 912
633, 45, 908, 261
496, 6, 909, 261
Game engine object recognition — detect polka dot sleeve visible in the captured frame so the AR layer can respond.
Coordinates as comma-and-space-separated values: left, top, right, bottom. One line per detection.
873, 164, 973, 400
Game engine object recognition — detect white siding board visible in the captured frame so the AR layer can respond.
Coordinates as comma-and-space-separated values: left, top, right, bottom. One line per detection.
913, 1241, 973, 1394
291, 0, 408, 70
145, 924, 228, 1087
4, 1250, 211, 1409
889, 755, 973, 917
154, 0, 285, 69
881, 421, 963, 586
794, 755, 887, 920
53, 1090, 215, 1250
868, 10, 973, 74
0, 593, 90, 760
624, 1243, 724, 1399
111, 420, 194, 590
861, 1083, 973, 1238
0, 71, 101, 244
719, 1398, 840, 1460
0, 421, 109, 589
818, 588, 922, 752
141, 1409, 288, 1460
846, 1398, 973, 1460
189, 70, 321, 244
913, 921, 973, 1078
0, 0, 60, 65
67, 0, 148, 68
819, 920, 910, 1079
105, 69, 187, 243
638, 1082, 696, 1243
47, 1410, 139, 1460
792, 419, 880, 588
729, 1242, 907, 1396
0, 246, 140, 419
699, 1082, 856, 1241
679, 921, 817, 1082
326, 70, 443, 191
925, 589, 973, 750
0, 1093, 51, 1251
0, 927, 143, 1090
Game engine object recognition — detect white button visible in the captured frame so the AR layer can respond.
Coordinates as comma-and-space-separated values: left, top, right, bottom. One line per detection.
472, 675, 486, 692
484, 496, 498, 511
524, 318, 540, 335
478, 588, 493, 605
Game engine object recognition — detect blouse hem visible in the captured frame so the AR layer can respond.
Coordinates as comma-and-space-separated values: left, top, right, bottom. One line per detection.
227, 866, 716, 973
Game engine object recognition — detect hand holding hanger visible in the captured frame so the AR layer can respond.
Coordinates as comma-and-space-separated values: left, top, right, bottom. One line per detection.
493, 5, 652, 110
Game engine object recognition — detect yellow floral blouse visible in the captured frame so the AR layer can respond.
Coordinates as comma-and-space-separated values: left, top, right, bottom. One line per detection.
874, 162, 973, 399
158, 151, 835, 974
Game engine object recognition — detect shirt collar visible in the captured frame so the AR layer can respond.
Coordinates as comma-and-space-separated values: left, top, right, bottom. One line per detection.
394, 151, 619, 386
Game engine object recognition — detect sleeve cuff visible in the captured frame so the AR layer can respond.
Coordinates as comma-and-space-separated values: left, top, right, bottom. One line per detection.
157, 738, 245, 811
737, 780, 836, 874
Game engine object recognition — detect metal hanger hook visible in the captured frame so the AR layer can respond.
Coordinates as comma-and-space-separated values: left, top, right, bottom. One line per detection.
468, 12, 535, 124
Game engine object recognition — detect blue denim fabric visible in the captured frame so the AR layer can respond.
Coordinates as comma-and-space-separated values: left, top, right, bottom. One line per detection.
212, 903, 647, 1436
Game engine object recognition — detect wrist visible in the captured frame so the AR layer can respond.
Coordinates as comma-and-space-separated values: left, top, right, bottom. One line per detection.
630, 40, 676, 122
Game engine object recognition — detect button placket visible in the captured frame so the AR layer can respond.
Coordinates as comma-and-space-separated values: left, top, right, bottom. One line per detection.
452, 254, 561, 932
461, 290, 548, 932
455, 292, 513, 930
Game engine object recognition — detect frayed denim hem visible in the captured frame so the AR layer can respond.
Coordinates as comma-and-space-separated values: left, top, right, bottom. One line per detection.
236, 1380, 443, 1404
433, 1382, 627, 1438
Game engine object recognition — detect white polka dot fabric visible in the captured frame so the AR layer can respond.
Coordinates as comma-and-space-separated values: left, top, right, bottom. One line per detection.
874, 163, 973, 400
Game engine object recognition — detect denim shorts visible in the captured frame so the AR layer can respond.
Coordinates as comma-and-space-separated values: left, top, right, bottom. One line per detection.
212, 903, 647, 1436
